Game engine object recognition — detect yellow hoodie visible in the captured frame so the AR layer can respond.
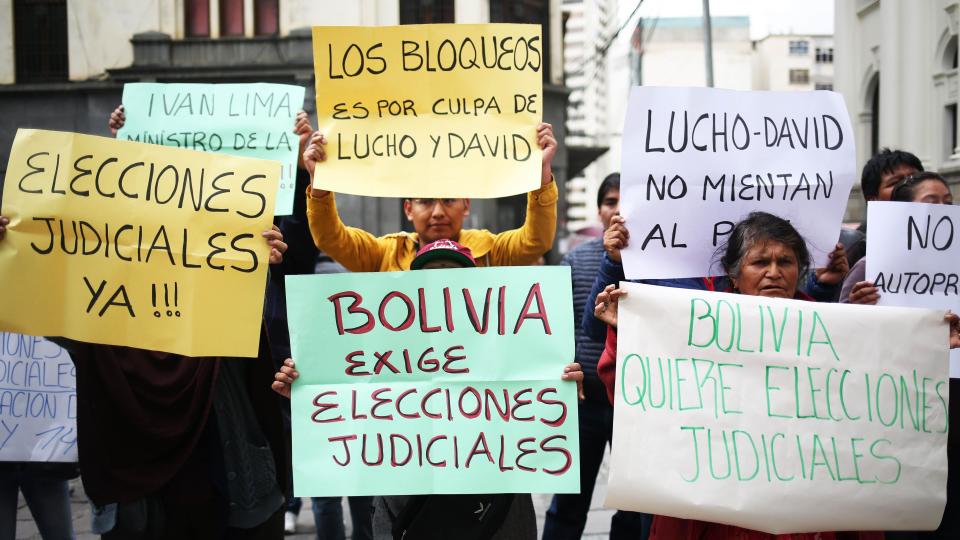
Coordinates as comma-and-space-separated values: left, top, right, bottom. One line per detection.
305, 181, 558, 272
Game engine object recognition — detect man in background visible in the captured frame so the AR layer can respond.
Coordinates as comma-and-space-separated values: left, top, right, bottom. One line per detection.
542, 173, 648, 540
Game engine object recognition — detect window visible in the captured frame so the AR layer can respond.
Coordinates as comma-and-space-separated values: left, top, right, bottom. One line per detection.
869, 74, 880, 157
788, 40, 809, 55
947, 104, 957, 159
184, 0, 210, 37
220, 0, 244, 36
490, 0, 551, 82
815, 47, 833, 63
789, 69, 810, 84
814, 83, 834, 91
13, 0, 69, 82
254, 0, 279, 36
400, 0, 454, 24
943, 35, 958, 70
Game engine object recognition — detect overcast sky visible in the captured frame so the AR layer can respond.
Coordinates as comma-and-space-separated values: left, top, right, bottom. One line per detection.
625, 0, 835, 40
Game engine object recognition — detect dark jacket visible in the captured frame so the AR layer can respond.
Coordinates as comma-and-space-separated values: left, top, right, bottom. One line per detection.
53, 326, 288, 511
559, 239, 606, 401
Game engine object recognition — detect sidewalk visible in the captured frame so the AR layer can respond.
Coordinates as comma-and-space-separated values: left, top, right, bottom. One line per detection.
15, 454, 615, 539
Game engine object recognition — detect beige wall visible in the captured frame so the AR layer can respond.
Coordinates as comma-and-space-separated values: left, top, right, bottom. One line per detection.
66, 0, 175, 81
0, 0, 12, 84
280, 0, 398, 33
6, 0, 561, 84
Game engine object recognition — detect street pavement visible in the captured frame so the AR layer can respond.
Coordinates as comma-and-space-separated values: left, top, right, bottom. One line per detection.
14, 454, 615, 539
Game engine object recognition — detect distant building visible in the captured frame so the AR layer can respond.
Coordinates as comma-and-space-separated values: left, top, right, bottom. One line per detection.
835, 0, 959, 221
637, 16, 752, 89
572, 15, 754, 233
0, 0, 574, 250
562, 0, 615, 234
753, 34, 834, 91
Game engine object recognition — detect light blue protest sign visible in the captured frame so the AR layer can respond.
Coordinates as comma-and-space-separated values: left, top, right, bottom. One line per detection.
117, 82, 305, 215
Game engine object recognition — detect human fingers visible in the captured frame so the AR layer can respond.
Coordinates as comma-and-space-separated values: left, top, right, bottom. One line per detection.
274, 370, 296, 385
280, 363, 299, 380
262, 228, 283, 241
305, 134, 327, 162
269, 239, 288, 254
609, 222, 630, 238
946, 311, 960, 349
538, 132, 556, 150
850, 281, 880, 305
270, 380, 290, 398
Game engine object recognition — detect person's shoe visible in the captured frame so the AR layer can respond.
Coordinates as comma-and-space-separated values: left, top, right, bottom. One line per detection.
284, 511, 297, 534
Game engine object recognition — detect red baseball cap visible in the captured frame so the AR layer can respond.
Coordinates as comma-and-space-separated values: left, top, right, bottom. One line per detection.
411, 239, 476, 269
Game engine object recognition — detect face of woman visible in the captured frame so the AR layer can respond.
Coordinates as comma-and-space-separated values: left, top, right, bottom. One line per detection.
911, 180, 953, 205
731, 240, 800, 299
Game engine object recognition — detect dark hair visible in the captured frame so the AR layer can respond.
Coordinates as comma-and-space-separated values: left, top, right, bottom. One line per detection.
860, 148, 923, 199
717, 212, 810, 279
597, 173, 621, 208
891, 171, 949, 202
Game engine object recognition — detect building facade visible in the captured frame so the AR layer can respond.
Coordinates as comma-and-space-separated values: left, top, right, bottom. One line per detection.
562, 0, 614, 234
753, 34, 834, 91
835, 0, 959, 221
0, 0, 571, 248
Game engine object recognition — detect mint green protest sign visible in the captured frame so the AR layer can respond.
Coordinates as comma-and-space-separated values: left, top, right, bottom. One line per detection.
117, 82, 305, 216
286, 267, 580, 496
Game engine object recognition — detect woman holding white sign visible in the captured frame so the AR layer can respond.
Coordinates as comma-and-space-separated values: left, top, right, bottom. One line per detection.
841, 171, 958, 539
592, 211, 959, 539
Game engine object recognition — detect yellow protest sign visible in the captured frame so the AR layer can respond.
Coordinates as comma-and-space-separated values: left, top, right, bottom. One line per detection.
0, 129, 279, 357
311, 24, 543, 198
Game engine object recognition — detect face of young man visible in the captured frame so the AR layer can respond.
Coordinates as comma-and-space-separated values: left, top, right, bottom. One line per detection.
873, 164, 920, 202
598, 188, 620, 230
403, 198, 471, 244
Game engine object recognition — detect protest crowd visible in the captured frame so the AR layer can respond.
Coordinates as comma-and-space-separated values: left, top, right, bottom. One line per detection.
2, 20, 960, 540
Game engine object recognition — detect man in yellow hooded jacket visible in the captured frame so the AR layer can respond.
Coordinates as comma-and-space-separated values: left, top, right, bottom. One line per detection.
300, 123, 559, 272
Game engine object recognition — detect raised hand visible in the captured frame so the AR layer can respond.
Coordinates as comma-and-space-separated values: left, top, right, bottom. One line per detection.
108, 105, 125, 137
604, 216, 629, 263
294, 110, 313, 170
263, 225, 287, 265
815, 243, 849, 285
271, 358, 299, 398
594, 284, 628, 328
537, 122, 557, 186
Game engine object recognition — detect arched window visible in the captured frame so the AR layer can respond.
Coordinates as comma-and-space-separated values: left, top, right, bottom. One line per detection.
943, 34, 958, 71
865, 72, 880, 158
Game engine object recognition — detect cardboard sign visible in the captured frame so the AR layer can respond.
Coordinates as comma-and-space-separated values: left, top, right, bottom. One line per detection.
867, 201, 960, 376
620, 87, 856, 279
605, 283, 948, 534
118, 82, 305, 215
286, 267, 579, 496
0, 333, 77, 462
311, 24, 543, 198
0, 129, 278, 357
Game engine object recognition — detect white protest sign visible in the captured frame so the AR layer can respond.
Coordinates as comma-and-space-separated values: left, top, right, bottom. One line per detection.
605, 283, 948, 534
0, 333, 77, 462
867, 201, 960, 377
620, 87, 856, 279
